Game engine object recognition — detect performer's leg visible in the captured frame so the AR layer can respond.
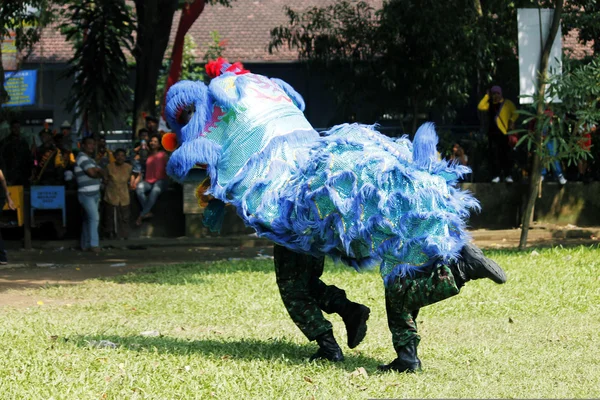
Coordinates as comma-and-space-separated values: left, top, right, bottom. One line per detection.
273, 245, 343, 361
380, 243, 506, 373
305, 254, 370, 348
379, 262, 460, 373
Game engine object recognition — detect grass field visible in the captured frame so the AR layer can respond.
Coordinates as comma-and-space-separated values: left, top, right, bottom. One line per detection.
1, 245, 599, 399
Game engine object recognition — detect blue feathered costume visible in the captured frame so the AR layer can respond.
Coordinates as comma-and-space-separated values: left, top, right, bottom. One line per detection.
164, 60, 506, 371
165, 61, 478, 286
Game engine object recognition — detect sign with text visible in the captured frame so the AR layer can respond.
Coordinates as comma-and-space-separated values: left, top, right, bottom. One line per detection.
30, 186, 65, 210
2, 69, 38, 107
517, 8, 562, 104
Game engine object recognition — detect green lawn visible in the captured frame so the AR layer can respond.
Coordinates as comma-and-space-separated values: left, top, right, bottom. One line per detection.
1, 246, 599, 399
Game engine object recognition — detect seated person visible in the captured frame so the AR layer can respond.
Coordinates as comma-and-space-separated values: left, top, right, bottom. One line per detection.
135, 135, 169, 225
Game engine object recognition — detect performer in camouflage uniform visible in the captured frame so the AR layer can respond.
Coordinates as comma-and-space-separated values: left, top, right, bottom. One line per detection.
274, 244, 370, 362
163, 59, 507, 371
379, 243, 506, 373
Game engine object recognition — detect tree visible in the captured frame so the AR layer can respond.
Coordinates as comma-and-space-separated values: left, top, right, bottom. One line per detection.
60, 0, 135, 135
155, 32, 225, 111
518, 0, 565, 249
0, 0, 52, 106
269, 0, 532, 131
131, 0, 232, 137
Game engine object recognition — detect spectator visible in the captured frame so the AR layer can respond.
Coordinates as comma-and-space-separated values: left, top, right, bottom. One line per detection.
449, 143, 468, 166
75, 137, 103, 252
576, 123, 596, 182
103, 148, 137, 240
145, 115, 159, 138
478, 85, 518, 183
95, 135, 115, 169
31, 129, 65, 185
0, 168, 16, 265
134, 128, 150, 148
132, 128, 150, 176
0, 120, 32, 186
59, 120, 72, 138
533, 109, 567, 185
136, 134, 169, 226
32, 118, 55, 155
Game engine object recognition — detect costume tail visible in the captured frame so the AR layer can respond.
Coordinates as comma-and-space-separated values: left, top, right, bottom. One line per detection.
412, 122, 438, 170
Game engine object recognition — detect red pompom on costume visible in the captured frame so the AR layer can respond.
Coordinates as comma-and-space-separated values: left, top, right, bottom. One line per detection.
161, 132, 178, 152
205, 57, 249, 78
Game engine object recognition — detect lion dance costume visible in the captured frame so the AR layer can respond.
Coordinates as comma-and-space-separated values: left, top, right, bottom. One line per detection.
164, 59, 506, 372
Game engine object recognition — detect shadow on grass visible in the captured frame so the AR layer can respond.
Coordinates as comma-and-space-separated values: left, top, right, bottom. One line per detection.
69, 334, 382, 371
103, 258, 362, 286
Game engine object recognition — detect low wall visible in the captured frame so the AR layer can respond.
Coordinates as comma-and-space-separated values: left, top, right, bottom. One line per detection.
1, 187, 185, 241
4, 182, 597, 243
183, 182, 600, 236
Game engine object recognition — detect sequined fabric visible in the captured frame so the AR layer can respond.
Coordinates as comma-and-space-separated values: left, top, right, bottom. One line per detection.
165, 71, 478, 285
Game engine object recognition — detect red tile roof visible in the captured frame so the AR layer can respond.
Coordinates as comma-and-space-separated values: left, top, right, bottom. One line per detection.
27, 1, 594, 64
563, 29, 594, 58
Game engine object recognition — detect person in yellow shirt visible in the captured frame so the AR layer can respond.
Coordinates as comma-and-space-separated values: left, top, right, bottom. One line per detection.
478, 86, 518, 183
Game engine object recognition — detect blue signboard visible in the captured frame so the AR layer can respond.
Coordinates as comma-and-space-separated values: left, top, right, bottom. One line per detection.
31, 186, 65, 210
30, 185, 67, 227
2, 69, 37, 107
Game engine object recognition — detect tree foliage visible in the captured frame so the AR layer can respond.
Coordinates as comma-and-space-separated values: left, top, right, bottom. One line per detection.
269, 0, 588, 130
60, 0, 135, 135
155, 32, 225, 112
516, 55, 600, 169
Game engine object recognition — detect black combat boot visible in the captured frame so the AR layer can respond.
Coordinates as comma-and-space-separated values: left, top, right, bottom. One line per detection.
377, 338, 422, 373
450, 242, 507, 287
339, 302, 371, 349
309, 330, 344, 362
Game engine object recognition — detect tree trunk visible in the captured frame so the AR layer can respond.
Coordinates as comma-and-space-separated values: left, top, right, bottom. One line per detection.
473, 0, 483, 17
519, 0, 564, 250
0, 51, 9, 105
411, 99, 418, 134
132, 0, 178, 139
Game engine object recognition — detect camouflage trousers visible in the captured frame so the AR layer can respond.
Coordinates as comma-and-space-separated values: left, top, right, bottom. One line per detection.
274, 245, 350, 341
385, 263, 460, 354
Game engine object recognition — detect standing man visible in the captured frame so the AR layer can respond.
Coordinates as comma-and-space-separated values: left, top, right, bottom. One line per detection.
478, 86, 518, 183
103, 149, 136, 240
0, 169, 16, 265
0, 120, 32, 186
135, 135, 169, 225
274, 245, 371, 361
75, 137, 103, 252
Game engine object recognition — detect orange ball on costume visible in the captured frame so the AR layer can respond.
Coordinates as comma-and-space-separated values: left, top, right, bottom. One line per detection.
161, 132, 178, 152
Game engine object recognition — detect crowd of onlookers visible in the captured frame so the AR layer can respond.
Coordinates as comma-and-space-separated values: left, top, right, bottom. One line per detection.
447, 85, 598, 184
0, 115, 170, 253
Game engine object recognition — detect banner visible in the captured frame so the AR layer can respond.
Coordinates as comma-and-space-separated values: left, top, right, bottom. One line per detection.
1, 31, 18, 71
517, 8, 562, 104
2, 69, 37, 107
